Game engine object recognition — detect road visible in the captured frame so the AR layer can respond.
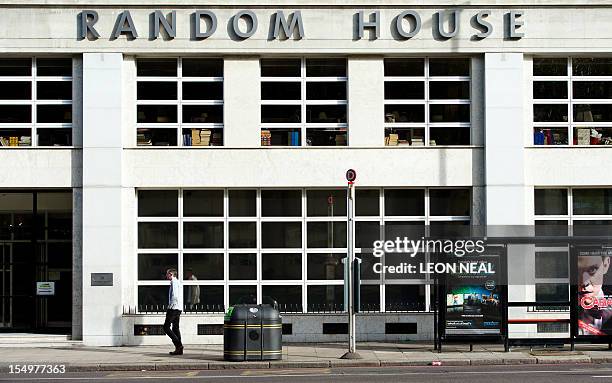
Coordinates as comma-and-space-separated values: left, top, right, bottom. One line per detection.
2, 364, 612, 383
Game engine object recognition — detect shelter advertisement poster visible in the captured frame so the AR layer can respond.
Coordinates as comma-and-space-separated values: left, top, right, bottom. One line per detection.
444, 251, 502, 335
577, 247, 612, 337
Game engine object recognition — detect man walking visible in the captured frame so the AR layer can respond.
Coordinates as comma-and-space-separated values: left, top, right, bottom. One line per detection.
164, 268, 183, 355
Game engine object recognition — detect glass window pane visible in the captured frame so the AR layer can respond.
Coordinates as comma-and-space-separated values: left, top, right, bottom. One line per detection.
0, 58, 31, 76
429, 81, 470, 99
573, 220, 612, 236
138, 253, 177, 280
37, 81, 72, 100
307, 285, 344, 311
137, 105, 177, 123
0, 105, 31, 123
535, 252, 568, 279
533, 58, 567, 76
182, 59, 223, 77
307, 189, 347, 217
430, 126, 470, 145
183, 105, 222, 123
573, 189, 612, 215
385, 221, 425, 240
262, 285, 302, 311
429, 221, 470, 237
305, 128, 346, 146
229, 190, 256, 217
138, 222, 178, 248
356, 190, 379, 216
306, 82, 346, 100
385, 252, 426, 280
384, 104, 424, 123
137, 59, 177, 77
183, 253, 223, 280
357, 253, 380, 281
183, 190, 223, 217
229, 253, 256, 280
385, 284, 426, 311
261, 105, 301, 123
385, 127, 425, 146
384, 81, 424, 100
261, 59, 301, 77
261, 190, 301, 217
261, 222, 301, 248
37, 58, 72, 76
37, 105, 71, 123
572, 81, 612, 99
136, 128, 177, 146
37, 128, 71, 146
138, 190, 178, 217
306, 105, 346, 123
137, 82, 177, 100
384, 58, 424, 76
1, 81, 31, 99
360, 285, 380, 312
307, 222, 347, 248
262, 253, 301, 279
384, 189, 424, 216
230, 285, 257, 305
355, 222, 381, 249
262, 82, 300, 100
307, 253, 346, 280
533, 81, 567, 99
533, 127, 569, 145
429, 58, 470, 77
574, 104, 612, 122
429, 104, 470, 123
535, 189, 568, 215
533, 104, 568, 122
430, 189, 470, 216
0, 128, 31, 146
138, 286, 168, 309
183, 222, 224, 248
574, 127, 612, 145
535, 220, 569, 237
573, 58, 612, 76
535, 283, 568, 302
229, 222, 256, 248
306, 59, 346, 77
182, 82, 223, 100
187, 285, 224, 310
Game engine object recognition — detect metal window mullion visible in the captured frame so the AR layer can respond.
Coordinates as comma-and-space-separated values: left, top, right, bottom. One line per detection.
568, 58, 574, 145
32, 57, 37, 146
301, 188, 308, 312
178, 189, 184, 290
424, 58, 430, 147
256, 189, 263, 304
177, 58, 183, 147
224, 188, 229, 308
301, 58, 307, 146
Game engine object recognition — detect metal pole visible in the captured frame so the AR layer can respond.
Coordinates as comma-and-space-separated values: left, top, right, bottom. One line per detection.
341, 182, 361, 359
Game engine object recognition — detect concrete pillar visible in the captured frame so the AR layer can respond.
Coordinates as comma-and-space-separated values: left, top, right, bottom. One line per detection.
224, 57, 260, 147
348, 56, 384, 147
484, 52, 533, 306
81, 53, 124, 346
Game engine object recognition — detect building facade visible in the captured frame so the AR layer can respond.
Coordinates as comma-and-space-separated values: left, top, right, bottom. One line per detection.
0, 0, 611, 346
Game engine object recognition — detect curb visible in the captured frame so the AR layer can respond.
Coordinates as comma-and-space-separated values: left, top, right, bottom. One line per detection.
0, 356, 603, 373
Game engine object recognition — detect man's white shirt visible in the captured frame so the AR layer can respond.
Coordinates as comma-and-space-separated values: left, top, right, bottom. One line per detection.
168, 276, 183, 310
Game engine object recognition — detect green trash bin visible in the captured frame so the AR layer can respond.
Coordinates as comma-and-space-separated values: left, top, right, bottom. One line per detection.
223, 304, 282, 361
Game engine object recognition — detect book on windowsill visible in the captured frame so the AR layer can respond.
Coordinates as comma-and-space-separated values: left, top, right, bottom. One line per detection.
411, 138, 425, 146
261, 130, 271, 146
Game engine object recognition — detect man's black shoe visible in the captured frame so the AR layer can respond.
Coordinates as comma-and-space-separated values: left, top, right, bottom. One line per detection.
169, 346, 184, 355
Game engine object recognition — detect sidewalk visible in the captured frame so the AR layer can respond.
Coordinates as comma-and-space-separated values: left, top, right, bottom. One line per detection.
0, 343, 611, 372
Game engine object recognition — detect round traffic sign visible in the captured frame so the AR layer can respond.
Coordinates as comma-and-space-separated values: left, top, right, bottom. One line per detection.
346, 169, 357, 182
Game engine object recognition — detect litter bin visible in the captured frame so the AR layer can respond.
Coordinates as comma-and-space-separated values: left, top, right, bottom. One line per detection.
223, 304, 282, 361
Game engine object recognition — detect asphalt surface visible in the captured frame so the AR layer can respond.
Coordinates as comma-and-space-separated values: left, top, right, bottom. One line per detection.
1, 364, 612, 383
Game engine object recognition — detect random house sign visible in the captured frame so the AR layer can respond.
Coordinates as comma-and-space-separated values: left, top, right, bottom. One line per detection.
77, 9, 525, 41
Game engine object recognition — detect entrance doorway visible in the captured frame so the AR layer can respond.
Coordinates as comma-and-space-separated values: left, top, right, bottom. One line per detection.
0, 191, 72, 333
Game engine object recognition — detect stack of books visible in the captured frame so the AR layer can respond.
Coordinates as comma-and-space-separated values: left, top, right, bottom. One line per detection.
385, 133, 399, 146
288, 131, 300, 146
19, 136, 31, 146
261, 130, 271, 146
137, 133, 152, 146
411, 137, 425, 146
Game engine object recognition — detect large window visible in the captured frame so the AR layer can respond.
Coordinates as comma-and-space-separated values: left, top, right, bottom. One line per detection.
260, 58, 348, 146
533, 58, 612, 146
136, 187, 471, 313
384, 58, 471, 146
136, 58, 223, 146
0, 58, 73, 147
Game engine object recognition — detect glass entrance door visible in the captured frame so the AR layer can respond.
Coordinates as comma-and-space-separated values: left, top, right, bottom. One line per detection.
0, 243, 11, 328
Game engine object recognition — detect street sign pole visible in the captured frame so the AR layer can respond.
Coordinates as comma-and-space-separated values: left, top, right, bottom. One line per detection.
341, 170, 361, 359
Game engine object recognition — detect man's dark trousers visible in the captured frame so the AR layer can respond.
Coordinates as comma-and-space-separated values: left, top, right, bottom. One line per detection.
163, 309, 182, 348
